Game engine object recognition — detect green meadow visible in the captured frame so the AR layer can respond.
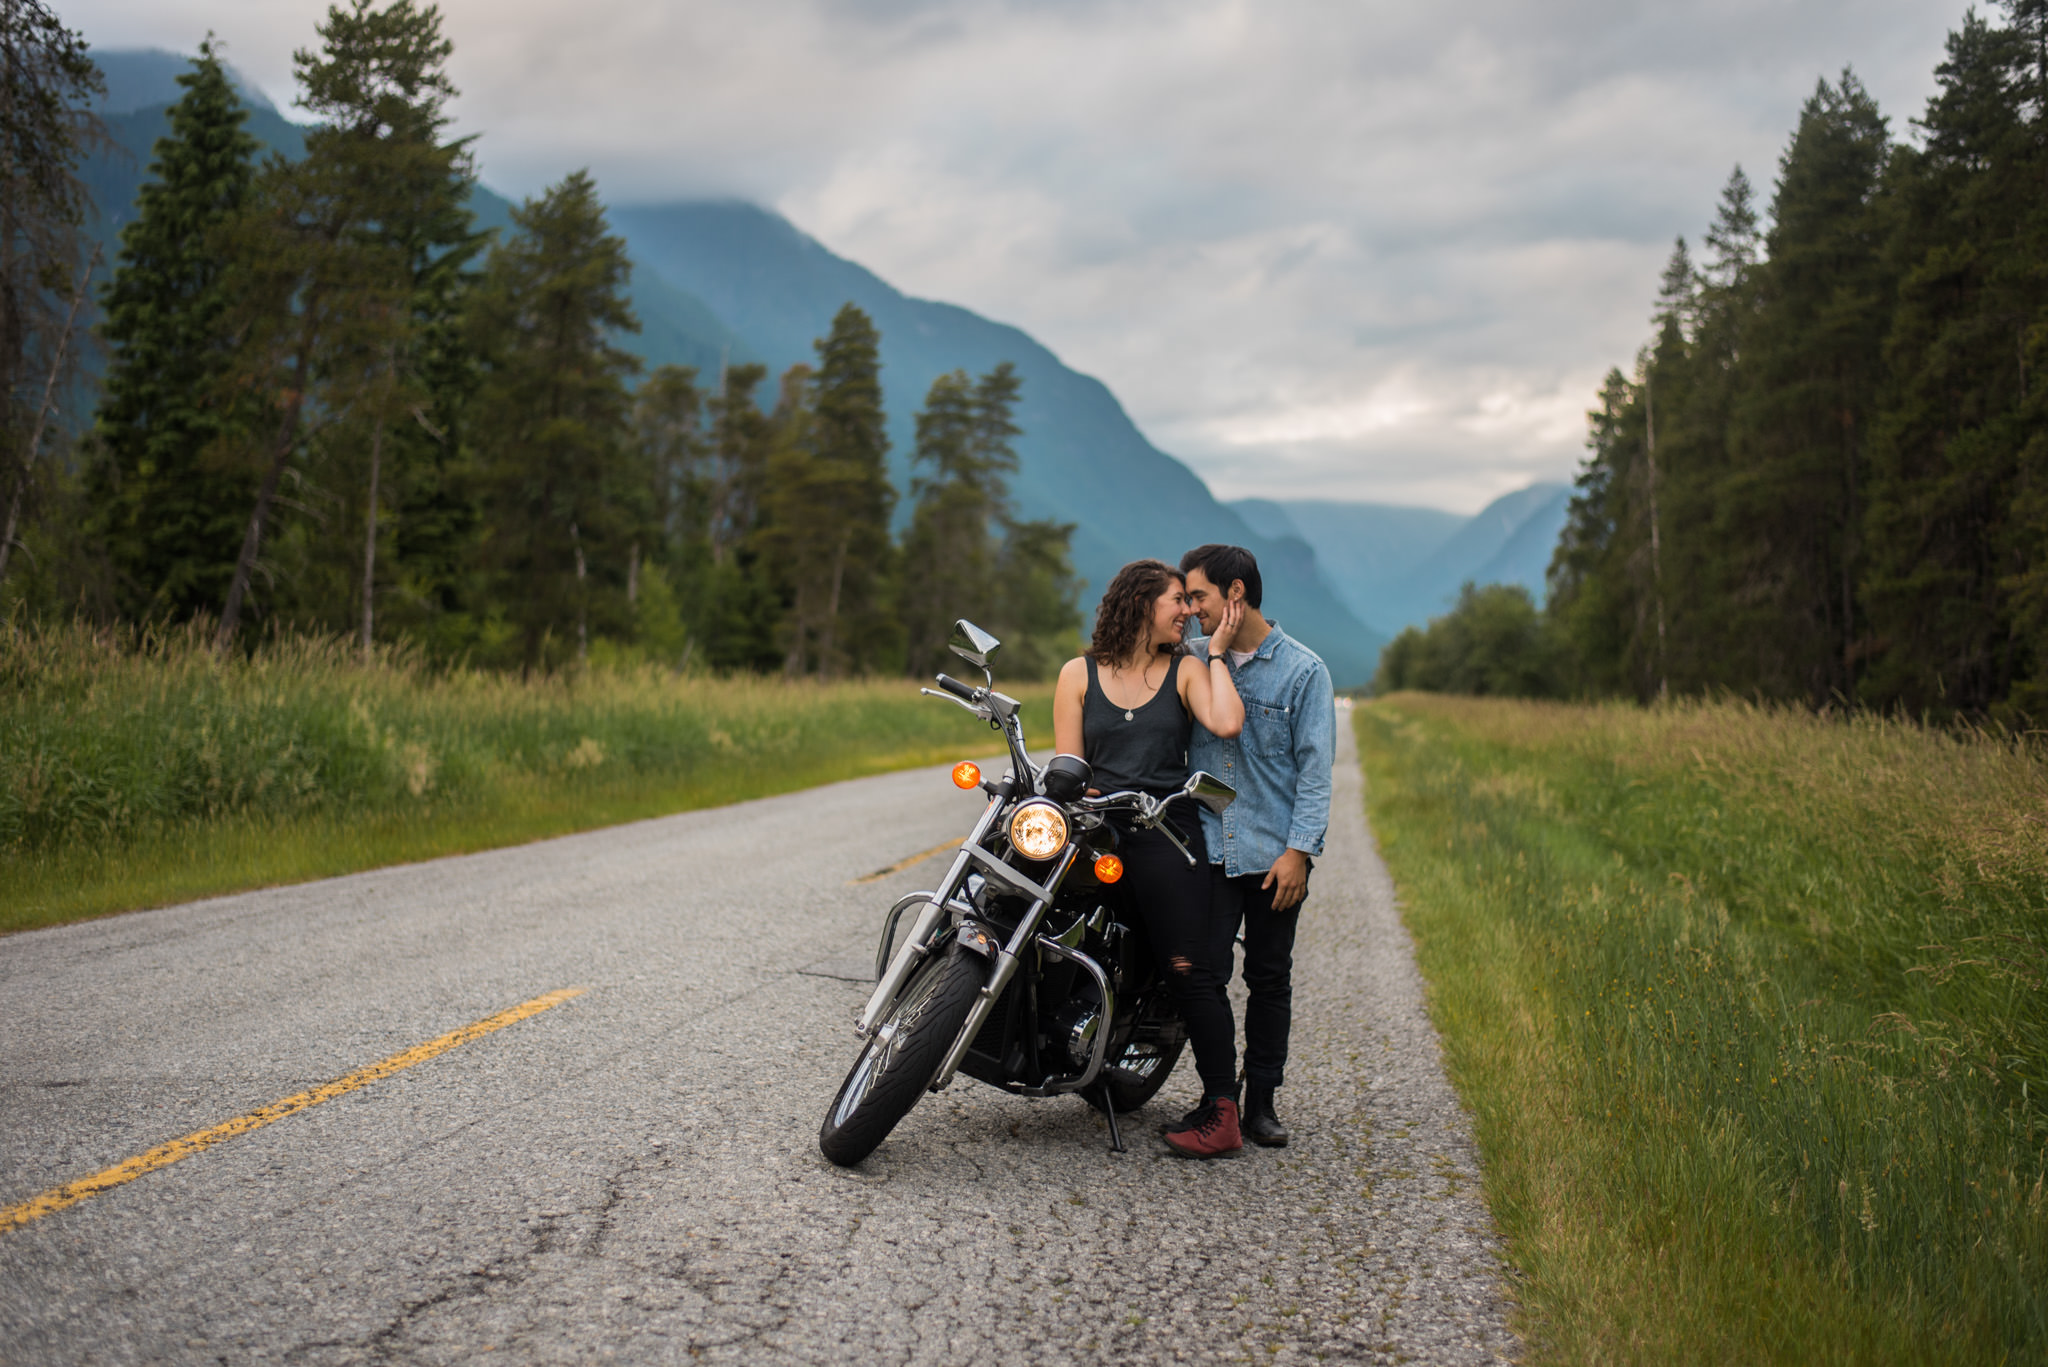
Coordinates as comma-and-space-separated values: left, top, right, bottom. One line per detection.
1, 622, 1042, 934
1359, 695, 2046, 1364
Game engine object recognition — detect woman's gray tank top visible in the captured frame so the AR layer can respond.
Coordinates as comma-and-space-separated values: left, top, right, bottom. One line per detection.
1082, 654, 1192, 797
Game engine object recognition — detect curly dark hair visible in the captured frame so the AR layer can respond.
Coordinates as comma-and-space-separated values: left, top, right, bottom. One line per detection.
1086, 559, 1185, 666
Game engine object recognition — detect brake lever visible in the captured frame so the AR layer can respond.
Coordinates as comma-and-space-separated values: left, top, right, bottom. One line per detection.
1156, 817, 1198, 868
919, 687, 987, 718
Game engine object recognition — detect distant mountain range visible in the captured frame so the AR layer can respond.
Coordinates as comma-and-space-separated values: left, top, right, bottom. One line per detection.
80, 49, 1575, 687
1232, 483, 1572, 640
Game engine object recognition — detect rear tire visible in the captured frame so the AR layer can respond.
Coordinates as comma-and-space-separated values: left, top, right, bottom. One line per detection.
819, 941, 984, 1166
1085, 992, 1186, 1115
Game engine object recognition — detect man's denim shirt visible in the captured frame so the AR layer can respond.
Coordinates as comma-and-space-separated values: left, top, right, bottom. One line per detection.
1185, 623, 1337, 878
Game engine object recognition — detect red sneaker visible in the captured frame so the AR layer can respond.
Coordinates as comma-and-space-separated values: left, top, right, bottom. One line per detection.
1163, 1097, 1242, 1158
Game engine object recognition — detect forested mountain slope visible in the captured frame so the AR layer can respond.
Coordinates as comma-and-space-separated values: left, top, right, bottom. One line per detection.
85, 51, 1380, 684
1231, 484, 1569, 636
607, 201, 1382, 684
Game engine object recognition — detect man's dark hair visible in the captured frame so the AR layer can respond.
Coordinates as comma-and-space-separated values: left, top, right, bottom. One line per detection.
1179, 544, 1262, 610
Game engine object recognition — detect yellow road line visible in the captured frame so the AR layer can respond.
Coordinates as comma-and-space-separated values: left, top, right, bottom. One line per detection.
851, 838, 963, 885
0, 986, 586, 1235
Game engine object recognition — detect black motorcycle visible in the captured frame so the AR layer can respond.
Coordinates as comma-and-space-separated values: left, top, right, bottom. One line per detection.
819, 620, 1235, 1166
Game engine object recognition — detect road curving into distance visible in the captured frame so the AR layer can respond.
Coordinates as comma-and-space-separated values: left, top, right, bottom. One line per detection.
0, 718, 1516, 1364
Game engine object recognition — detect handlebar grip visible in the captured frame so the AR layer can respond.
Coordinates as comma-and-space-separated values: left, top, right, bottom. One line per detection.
934, 673, 977, 701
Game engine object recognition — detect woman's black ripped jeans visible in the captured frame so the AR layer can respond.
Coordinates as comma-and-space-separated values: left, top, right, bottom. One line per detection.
1116, 806, 1238, 1101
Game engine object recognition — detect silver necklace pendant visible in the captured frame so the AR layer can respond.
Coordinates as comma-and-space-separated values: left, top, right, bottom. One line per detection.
1124, 709, 1135, 722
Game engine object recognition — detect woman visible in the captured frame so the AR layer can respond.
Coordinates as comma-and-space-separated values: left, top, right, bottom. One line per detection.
1053, 559, 1248, 1157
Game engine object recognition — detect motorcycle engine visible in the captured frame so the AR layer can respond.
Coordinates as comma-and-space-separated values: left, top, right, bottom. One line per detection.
1047, 999, 1101, 1070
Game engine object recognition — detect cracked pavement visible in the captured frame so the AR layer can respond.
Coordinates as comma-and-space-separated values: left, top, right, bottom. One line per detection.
0, 717, 1517, 1364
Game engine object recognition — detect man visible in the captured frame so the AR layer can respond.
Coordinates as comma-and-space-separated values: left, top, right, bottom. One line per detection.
1179, 543, 1336, 1147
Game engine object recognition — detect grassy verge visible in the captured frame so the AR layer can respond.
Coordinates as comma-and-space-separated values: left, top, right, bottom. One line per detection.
1358, 694, 2047, 1364
2, 623, 1045, 934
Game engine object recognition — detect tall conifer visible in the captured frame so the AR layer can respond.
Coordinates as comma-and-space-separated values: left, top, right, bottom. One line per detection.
1863, 3, 2048, 715
1726, 71, 1892, 703
0, 0, 102, 591
760, 304, 897, 677
90, 41, 258, 621
212, 0, 476, 648
467, 170, 640, 673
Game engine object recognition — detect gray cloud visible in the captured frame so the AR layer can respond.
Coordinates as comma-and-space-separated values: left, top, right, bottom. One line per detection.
73, 0, 1964, 511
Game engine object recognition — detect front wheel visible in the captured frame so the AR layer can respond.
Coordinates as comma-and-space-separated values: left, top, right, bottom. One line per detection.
819, 940, 984, 1166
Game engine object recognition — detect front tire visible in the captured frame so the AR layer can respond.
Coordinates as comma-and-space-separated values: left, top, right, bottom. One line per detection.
819, 940, 984, 1166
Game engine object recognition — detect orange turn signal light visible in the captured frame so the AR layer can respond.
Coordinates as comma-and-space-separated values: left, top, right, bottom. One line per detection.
952, 761, 982, 790
1093, 854, 1124, 884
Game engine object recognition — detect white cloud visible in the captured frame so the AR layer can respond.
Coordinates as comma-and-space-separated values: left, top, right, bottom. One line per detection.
70, 0, 1967, 512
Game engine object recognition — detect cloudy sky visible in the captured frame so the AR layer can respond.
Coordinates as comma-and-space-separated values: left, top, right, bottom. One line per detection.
74, 0, 1966, 511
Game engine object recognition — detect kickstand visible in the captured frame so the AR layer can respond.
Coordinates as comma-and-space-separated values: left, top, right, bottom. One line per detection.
1097, 1087, 1126, 1154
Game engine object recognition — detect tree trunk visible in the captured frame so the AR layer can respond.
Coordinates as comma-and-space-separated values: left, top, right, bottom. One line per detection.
626, 539, 640, 605
1644, 375, 1668, 700
0, 246, 99, 587
361, 411, 385, 661
571, 520, 588, 665
218, 347, 311, 651
818, 531, 850, 680
1838, 397, 1858, 699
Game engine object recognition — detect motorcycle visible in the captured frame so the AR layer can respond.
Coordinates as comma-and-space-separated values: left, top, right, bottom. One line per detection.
819, 619, 1235, 1166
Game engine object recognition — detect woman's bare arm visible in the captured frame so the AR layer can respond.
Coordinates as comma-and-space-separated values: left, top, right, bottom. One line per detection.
1053, 656, 1088, 756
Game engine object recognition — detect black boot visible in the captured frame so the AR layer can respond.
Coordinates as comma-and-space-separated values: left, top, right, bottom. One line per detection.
1242, 1083, 1289, 1147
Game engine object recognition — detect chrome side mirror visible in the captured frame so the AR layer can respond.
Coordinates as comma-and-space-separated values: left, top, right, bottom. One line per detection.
1182, 770, 1236, 815
949, 620, 1002, 669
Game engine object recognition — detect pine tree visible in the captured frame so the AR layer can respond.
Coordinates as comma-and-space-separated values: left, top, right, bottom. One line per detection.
1547, 368, 1642, 697
1724, 70, 1892, 704
989, 514, 1082, 679
466, 170, 641, 673
900, 368, 1005, 675
633, 364, 708, 561
1863, 2, 2048, 716
88, 40, 259, 621
0, 0, 103, 591
760, 303, 897, 677
283, 0, 482, 653
896, 360, 1067, 676
624, 363, 707, 662
704, 362, 770, 569
211, 0, 477, 649
1668, 167, 1765, 689
690, 361, 783, 671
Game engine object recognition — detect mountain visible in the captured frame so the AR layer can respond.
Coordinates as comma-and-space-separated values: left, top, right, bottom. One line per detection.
1465, 487, 1572, 601
606, 201, 1384, 684
95, 47, 277, 116
1233, 483, 1572, 638
1397, 483, 1570, 622
83, 54, 743, 380
80, 49, 1385, 685
1233, 498, 1465, 634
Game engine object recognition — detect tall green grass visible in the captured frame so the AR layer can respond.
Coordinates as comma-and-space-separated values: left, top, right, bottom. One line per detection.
2, 622, 1042, 933
1359, 694, 2047, 1364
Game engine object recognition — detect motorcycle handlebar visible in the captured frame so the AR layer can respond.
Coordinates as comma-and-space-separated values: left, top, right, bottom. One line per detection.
934, 673, 978, 701
1080, 788, 1173, 826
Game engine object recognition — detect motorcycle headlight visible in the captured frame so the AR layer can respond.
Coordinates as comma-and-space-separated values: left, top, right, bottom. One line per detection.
1008, 801, 1069, 860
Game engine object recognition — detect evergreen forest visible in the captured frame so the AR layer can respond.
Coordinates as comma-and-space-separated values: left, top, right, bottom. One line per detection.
0, 1, 1082, 679
1380, 0, 2048, 724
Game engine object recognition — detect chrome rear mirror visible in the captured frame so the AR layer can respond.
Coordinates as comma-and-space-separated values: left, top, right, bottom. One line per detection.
1182, 770, 1236, 815
949, 620, 1001, 669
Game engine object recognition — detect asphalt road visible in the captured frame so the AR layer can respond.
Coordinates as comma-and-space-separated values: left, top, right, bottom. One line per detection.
0, 716, 1516, 1365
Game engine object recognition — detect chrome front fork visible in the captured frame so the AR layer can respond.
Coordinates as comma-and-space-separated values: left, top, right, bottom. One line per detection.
855, 793, 1006, 1037
928, 843, 1080, 1091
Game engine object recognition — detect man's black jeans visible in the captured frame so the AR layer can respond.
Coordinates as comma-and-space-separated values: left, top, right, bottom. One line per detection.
1213, 867, 1307, 1088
